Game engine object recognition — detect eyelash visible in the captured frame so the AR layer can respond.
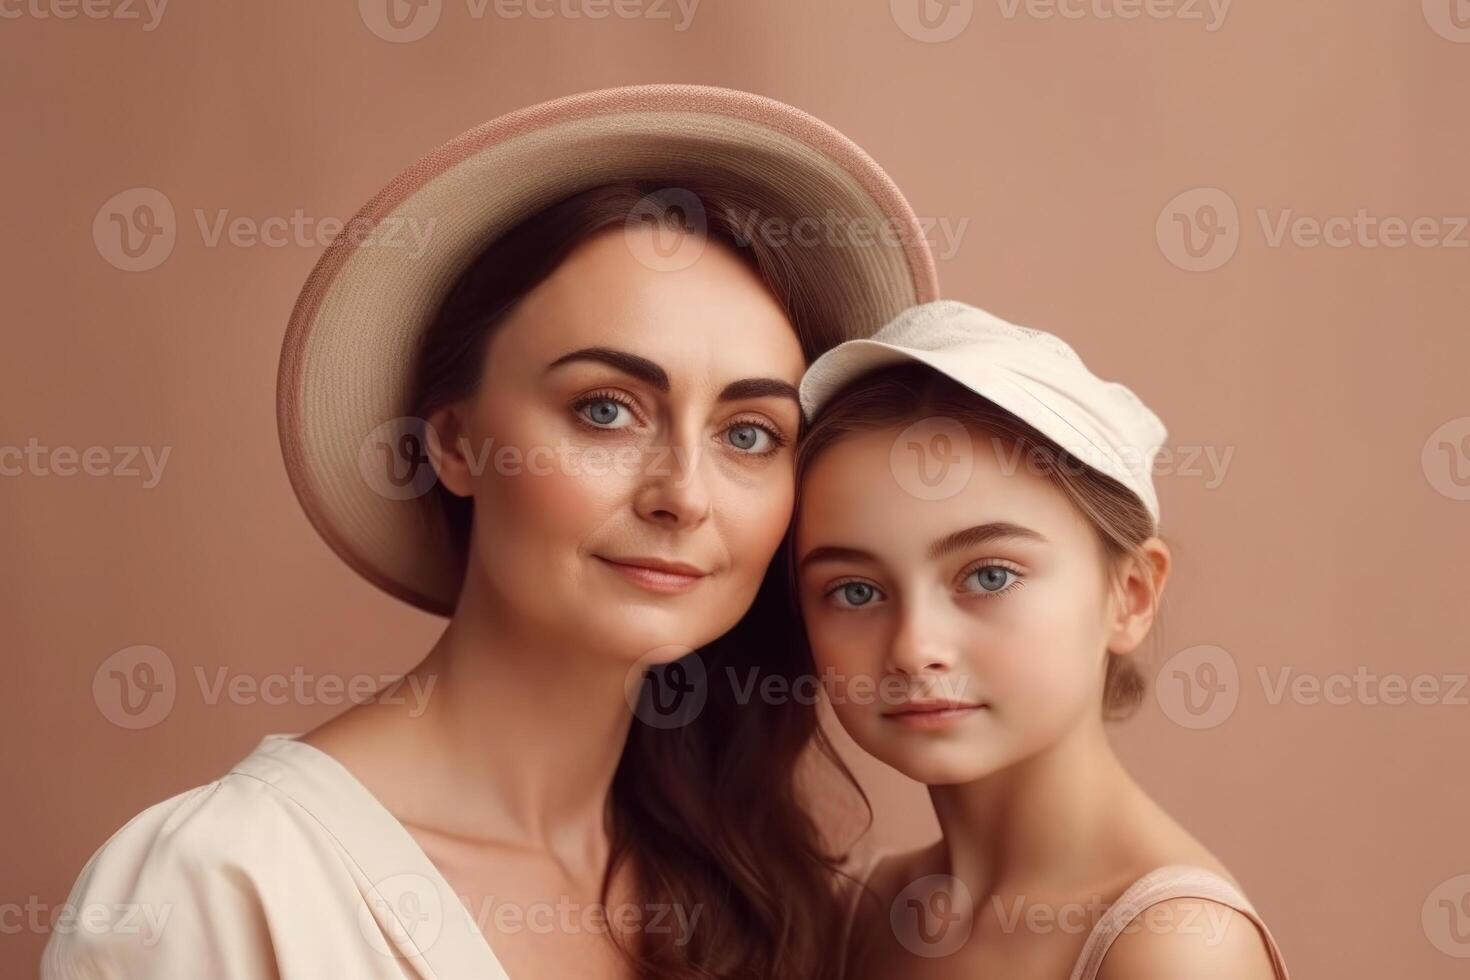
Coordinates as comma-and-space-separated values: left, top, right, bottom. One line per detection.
958, 560, 1026, 600
822, 560, 1026, 610
570, 389, 790, 455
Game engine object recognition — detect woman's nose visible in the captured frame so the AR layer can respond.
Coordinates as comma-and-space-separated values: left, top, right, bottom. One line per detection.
632, 429, 712, 529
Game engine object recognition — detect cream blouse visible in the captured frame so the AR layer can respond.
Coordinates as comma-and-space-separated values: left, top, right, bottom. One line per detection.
41, 733, 512, 979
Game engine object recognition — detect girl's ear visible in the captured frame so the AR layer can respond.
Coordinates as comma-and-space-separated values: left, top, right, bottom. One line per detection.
424, 402, 477, 499
1106, 537, 1171, 656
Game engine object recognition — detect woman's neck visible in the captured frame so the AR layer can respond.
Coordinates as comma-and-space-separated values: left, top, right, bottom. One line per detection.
927, 711, 1138, 900
328, 557, 638, 878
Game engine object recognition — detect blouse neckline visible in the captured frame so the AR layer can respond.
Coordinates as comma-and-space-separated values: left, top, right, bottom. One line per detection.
231, 732, 512, 980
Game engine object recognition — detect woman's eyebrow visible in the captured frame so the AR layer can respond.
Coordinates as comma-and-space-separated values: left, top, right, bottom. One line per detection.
545, 346, 799, 406
798, 522, 1048, 572
719, 377, 801, 407
546, 347, 669, 390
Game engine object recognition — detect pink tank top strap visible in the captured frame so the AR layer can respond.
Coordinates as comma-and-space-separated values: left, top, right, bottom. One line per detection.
1068, 864, 1291, 980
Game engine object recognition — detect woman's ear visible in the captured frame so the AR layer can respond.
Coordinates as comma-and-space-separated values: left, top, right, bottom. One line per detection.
1106, 537, 1171, 655
424, 402, 477, 498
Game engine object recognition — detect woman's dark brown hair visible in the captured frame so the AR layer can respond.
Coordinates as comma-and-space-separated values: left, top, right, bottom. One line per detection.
790, 361, 1167, 721
408, 180, 862, 979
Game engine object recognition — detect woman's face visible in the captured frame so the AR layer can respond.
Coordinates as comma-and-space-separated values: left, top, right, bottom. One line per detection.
794, 424, 1120, 785
435, 225, 806, 665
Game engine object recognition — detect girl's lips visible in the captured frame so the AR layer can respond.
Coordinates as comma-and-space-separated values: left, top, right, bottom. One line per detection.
883, 703, 989, 730
594, 556, 707, 594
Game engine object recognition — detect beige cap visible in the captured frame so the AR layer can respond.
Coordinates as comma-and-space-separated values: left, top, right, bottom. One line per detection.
799, 300, 1169, 525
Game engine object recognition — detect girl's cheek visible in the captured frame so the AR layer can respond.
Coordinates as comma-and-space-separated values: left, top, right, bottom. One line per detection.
989, 582, 1103, 687
804, 613, 869, 683
991, 640, 1099, 740
803, 618, 844, 675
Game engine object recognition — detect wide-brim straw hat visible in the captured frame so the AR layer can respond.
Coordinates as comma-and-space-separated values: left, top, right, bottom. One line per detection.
278, 83, 940, 616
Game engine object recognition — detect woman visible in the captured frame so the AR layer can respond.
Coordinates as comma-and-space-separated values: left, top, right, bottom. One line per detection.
41, 86, 939, 979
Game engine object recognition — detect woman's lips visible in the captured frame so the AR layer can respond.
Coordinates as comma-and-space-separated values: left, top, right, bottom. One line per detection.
883, 702, 989, 730
594, 555, 708, 594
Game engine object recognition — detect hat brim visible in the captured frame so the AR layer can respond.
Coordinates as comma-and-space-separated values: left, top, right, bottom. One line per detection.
278, 84, 941, 616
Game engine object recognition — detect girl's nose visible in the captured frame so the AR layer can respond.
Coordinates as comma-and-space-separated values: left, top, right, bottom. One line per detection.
885, 594, 959, 676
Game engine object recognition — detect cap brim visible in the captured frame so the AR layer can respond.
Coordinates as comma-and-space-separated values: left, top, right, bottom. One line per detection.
278, 84, 940, 616
799, 338, 1164, 523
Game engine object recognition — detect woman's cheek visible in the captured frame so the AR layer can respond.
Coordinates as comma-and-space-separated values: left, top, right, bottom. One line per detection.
476, 398, 625, 516
467, 444, 625, 614
494, 436, 632, 538
716, 465, 794, 555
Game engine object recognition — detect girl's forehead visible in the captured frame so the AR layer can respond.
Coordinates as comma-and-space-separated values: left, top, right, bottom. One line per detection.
796, 425, 1085, 546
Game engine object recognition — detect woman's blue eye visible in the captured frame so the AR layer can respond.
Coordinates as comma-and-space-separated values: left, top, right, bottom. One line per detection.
966, 565, 1018, 594
581, 398, 632, 428
726, 423, 773, 454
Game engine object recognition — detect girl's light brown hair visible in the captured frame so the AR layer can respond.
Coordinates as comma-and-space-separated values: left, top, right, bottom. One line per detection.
790, 360, 1166, 720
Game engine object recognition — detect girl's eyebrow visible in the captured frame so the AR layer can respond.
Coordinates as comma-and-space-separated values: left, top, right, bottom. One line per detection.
545, 346, 800, 407
927, 522, 1048, 561
798, 522, 1048, 572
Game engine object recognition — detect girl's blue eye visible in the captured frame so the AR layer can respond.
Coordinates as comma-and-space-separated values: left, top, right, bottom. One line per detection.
964, 565, 1020, 595
829, 581, 881, 608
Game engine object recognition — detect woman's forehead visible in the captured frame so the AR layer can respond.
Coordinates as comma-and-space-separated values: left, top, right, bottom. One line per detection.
494, 230, 804, 375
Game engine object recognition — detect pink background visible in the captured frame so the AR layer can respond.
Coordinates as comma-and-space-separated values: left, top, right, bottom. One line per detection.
4, 1, 1469, 976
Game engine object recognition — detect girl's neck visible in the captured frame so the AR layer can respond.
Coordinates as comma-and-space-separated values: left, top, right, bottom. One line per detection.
928, 711, 1139, 899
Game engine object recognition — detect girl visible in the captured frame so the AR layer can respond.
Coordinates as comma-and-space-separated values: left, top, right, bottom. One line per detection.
791, 300, 1291, 979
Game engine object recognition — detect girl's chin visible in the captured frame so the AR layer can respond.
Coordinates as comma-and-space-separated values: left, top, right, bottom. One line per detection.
864, 739, 1009, 786
897, 760, 999, 786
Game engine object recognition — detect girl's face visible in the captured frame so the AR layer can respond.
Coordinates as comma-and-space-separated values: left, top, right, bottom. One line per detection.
795, 424, 1120, 785
433, 225, 806, 664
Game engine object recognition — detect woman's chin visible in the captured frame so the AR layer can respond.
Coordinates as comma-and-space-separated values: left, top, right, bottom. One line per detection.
594, 616, 719, 666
